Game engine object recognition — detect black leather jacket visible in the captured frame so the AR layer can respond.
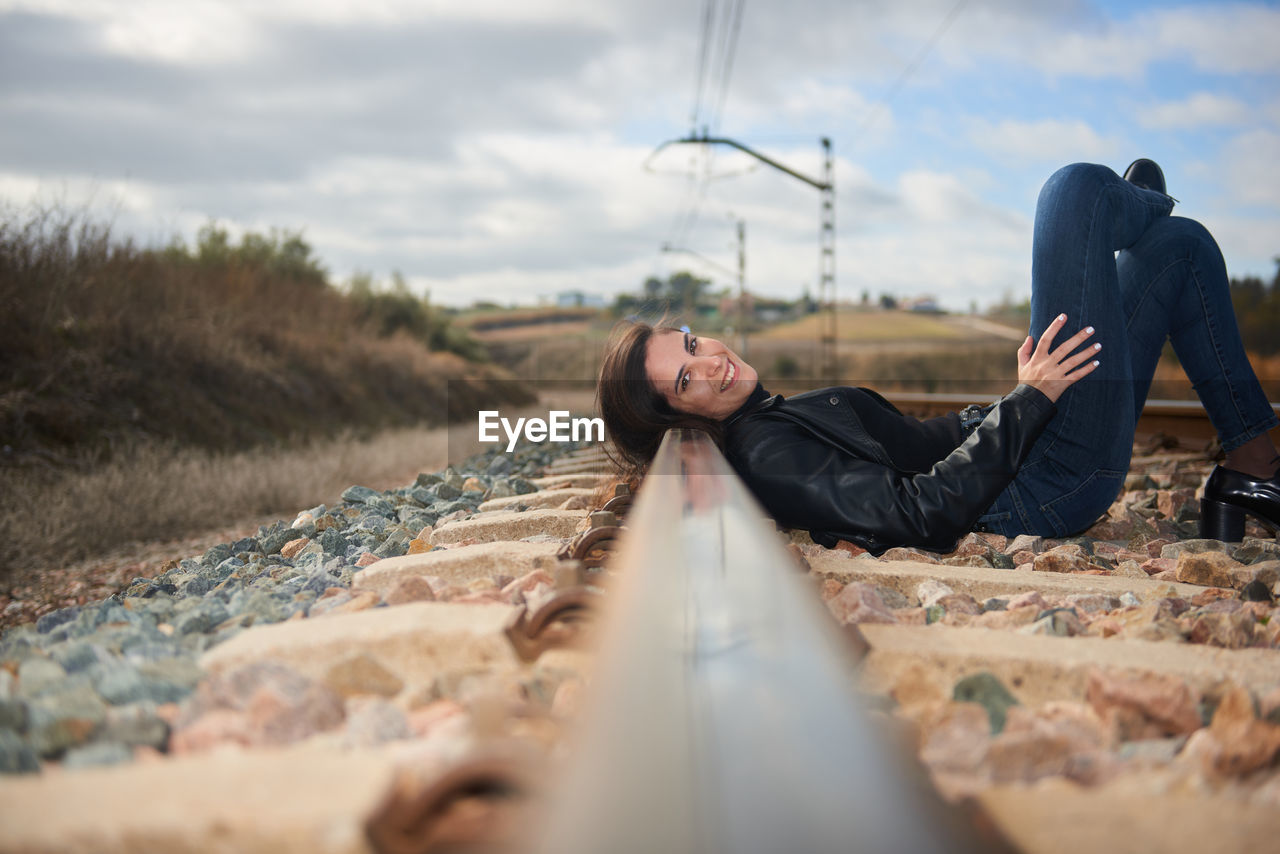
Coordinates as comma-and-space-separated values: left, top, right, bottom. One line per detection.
722, 384, 1056, 554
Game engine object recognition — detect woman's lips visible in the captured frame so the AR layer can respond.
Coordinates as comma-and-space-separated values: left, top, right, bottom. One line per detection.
720, 358, 737, 392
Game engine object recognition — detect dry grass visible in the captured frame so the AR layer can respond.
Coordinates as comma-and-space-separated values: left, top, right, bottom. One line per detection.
0, 386, 607, 580
0, 426, 457, 577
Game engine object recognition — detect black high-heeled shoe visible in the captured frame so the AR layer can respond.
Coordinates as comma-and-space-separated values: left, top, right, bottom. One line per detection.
1123, 158, 1166, 195
1200, 465, 1280, 541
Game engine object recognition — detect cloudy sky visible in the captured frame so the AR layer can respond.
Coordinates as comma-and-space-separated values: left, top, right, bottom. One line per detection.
2, 0, 1277, 310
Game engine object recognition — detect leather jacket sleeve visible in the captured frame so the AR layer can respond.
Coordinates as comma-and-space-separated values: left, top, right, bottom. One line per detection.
723, 384, 1056, 554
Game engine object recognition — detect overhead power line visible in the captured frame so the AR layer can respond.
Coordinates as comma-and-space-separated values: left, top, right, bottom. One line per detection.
690, 0, 716, 132
710, 0, 746, 136
843, 0, 968, 156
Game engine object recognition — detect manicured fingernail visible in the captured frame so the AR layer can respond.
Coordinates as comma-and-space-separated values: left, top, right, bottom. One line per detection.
1093, 360, 1100, 366
1085, 326, 1094, 334
1058, 313, 1066, 321
1094, 342, 1101, 350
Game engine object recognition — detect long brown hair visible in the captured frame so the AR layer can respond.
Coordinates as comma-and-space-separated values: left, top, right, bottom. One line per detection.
596, 321, 725, 475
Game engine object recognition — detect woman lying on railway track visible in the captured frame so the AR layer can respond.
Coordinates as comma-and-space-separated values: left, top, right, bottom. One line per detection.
598, 161, 1280, 553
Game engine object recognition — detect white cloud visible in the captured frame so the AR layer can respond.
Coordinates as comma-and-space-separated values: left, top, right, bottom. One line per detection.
1, 0, 1275, 315
1222, 129, 1280, 207
1138, 92, 1253, 130
1151, 4, 1280, 75
934, 1, 1280, 79
967, 118, 1125, 165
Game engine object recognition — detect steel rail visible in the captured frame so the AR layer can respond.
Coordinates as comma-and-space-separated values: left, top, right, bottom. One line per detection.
883, 393, 1280, 445
530, 429, 1004, 854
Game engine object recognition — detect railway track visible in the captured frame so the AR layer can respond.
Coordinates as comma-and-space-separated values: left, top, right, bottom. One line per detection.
886, 393, 1280, 446
2, 402, 1278, 852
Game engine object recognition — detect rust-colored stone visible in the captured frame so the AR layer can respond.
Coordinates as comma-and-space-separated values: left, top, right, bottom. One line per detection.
1085, 669, 1202, 740
826, 582, 898, 625
1175, 551, 1243, 588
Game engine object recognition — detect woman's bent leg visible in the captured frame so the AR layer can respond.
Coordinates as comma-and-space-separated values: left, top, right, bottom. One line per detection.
1118, 216, 1279, 450
977, 162, 1175, 537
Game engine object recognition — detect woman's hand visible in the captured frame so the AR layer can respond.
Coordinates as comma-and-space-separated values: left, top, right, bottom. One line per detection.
1016, 313, 1100, 403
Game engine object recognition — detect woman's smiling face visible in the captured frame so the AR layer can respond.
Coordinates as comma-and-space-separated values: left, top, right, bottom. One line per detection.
644, 329, 758, 420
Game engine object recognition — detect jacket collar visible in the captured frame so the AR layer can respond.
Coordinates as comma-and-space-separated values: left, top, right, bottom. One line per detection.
722, 382, 771, 426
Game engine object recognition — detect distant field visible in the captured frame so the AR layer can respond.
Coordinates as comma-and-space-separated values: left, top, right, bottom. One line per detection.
455, 306, 604, 335
760, 309, 965, 341
471, 319, 595, 342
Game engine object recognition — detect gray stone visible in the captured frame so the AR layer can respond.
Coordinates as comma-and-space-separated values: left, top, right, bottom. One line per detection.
174, 600, 230, 636
100, 702, 170, 748
1004, 534, 1043, 555
341, 485, 381, 504
414, 472, 443, 488
52, 642, 111, 674
436, 500, 473, 517
953, 671, 1020, 734
989, 552, 1015, 569
875, 586, 911, 609
1160, 539, 1233, 560
1120, 592, 1142, 608
982, 598, 1009, 612
487, 455, 514, 477
91, 659, 193, 706
373, 530, 410, 559
0, 697, 28, 731
0, 729, 40, 774
1241, 579, 1274, 603
353, 512, 391, 534
182, 576, 214, 598
257, 521, 295, 555
26, 681, 108, 756
62, 740, 133, 769
1065, 593, 1122, 613
206, 557, 244, 582
35, 606, 81, 634
1232, 538, 1280, 564
1022, 608, 1082, 638
122, 642, 182, 663
230, 537, 260, 554
486, 479, 518, 499
242, 591, 287, 624
0, 629, 39, 660
201, 543, 233, 568
442, 467, 466, 489
93, 603, 134, 629
508, 478, 537, 495
17, 657, 67, 698
432, 482, 462, 501
318, 526, 346, 555
301, 570, 334, 596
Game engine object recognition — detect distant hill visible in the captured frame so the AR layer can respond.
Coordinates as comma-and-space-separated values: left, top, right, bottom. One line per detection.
759, 309, 967, 342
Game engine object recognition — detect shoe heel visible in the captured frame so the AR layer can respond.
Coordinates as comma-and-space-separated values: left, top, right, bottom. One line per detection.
1200, 499, 1245, 542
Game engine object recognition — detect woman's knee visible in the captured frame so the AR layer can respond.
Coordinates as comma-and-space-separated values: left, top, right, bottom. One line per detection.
1038, 162, 1113, 210
1134, 215, 1226, 273
1165, 216, 1221, 257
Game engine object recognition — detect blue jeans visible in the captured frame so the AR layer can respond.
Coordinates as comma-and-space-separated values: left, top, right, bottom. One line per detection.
977, 163, 1278, 538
